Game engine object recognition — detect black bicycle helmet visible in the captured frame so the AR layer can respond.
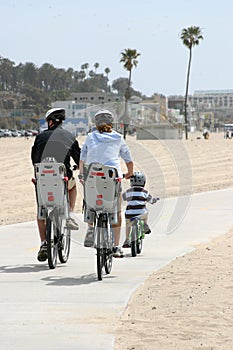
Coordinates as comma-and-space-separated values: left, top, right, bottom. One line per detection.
130, 171, 146, 187
45, 108, 65, 123
94, 109, 114, 126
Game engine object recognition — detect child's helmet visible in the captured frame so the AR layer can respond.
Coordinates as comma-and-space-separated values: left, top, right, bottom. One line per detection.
130, 172, 146, 187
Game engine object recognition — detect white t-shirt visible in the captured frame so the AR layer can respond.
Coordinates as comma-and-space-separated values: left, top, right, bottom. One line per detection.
80, 130, 132, 177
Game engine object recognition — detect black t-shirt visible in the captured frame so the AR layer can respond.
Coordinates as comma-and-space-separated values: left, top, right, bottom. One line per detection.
31, 125, 81, 179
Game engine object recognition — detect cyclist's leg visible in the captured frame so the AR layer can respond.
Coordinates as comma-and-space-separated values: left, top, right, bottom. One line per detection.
125, 219, 131, 239
138, 212, 151, 234
112, 195, 124, 257
83, 206, 95, 247
37, 218, 47, 262
84, 224, 95, 247
122, 219, 131, 248
111, 190, 122, 246
111, 212, 121, 246
37, 218, 46, 242
66, 178, 79, 230
68, 177, 76, 211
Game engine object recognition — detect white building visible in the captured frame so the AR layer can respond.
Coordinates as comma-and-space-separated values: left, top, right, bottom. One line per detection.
190, 90, 233, 109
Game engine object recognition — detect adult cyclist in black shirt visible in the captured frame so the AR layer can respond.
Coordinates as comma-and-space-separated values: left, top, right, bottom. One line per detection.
31, 108, 81, 262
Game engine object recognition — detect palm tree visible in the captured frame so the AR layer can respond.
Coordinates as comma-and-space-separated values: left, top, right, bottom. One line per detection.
120, 48, 140, 138
94, 62, 99, 73
180, 26, 204, 139
104, 67, 110, 79
81, 63, 89, 78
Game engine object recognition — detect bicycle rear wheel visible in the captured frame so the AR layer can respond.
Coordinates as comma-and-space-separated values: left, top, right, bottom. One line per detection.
96, 214, 109, 281
96, 226, 104, 281
130, 223, 137, 257
46, 214, 59, 269
136, 237, 143, 254
104, 227, 113, 275
58, 220, 71, 263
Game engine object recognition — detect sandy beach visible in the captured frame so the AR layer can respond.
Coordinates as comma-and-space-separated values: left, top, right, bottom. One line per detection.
0, 131, 233, 349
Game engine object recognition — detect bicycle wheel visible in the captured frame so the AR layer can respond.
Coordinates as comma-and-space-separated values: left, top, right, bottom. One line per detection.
46, 213, 59, 269
130, 223, 137, 257
58, 220, 71, 263
104, 226, 113, 275
96, 226, 104, 281
136, 237, 143, 254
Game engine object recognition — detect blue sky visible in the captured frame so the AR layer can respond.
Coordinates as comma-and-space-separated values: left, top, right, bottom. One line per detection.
1, 0, 232, 96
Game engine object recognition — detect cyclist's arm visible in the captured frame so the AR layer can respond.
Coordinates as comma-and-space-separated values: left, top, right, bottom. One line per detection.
70, 140, 81, 167
31, 137, 42, 165
79, 159, 84, 175
119, 139, 134, 179
122, 192, 127, 201
147, 193, 159, 204
125, 161, 134, 179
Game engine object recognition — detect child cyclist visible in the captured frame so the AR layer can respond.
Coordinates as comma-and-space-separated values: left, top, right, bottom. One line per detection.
122, 171, 159, 248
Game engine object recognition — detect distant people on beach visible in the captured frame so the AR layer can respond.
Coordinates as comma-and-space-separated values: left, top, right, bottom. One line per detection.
203, 129, 209, 139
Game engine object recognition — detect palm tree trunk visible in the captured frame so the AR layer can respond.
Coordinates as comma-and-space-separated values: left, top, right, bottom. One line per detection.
184, 48, 192, 140
123, 100, 128, 139
123, 70, 132, 139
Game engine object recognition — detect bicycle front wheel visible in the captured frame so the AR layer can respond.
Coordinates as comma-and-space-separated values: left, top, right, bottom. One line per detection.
136, 237, 143, 254
58, 220, 71, 263
46, 214, 59, 269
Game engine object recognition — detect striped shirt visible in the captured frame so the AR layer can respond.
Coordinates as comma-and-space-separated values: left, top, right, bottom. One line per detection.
122, 186, 155, 219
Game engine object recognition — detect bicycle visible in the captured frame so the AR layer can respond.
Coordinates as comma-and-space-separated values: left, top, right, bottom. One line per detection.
127, 197, 160, 257
33, 157, 71, 269
82, 162, 121, 281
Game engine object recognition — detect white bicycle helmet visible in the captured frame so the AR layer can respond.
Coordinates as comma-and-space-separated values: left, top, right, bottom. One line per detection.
45, 108, 65, 122
94, 109, 114, 126
130, 171, 146, 187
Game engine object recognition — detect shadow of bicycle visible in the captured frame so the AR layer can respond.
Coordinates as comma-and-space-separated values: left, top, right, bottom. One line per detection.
0, 264, 117, 285
41, 273, 116, 286
0, 264, 48, 273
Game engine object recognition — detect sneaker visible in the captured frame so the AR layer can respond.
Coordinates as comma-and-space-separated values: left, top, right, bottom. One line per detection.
112, 246, 124, 258
144, 223, 151, 234
122, 238, 131, 248
37, 242, 48, 262
66, 217, 79, 230
84, 227, 95, 247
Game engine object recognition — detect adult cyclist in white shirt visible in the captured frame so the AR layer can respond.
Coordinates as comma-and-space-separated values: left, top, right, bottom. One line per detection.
79, 109, 134, 257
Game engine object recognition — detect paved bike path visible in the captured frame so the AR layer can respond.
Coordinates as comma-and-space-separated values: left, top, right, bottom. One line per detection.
0, 188, 232, 350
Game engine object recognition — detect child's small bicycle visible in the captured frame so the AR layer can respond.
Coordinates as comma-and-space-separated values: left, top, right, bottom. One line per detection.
33, 157, 71, 269
129, 217, 145, 257
128, 197, 160, 257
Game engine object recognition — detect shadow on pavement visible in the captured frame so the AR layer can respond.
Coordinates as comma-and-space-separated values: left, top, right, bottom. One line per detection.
0, 264, 48, 273
41, 273, 116, 286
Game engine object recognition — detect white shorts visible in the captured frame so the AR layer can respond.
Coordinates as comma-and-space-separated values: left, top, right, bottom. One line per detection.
125, 213, 148, 228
